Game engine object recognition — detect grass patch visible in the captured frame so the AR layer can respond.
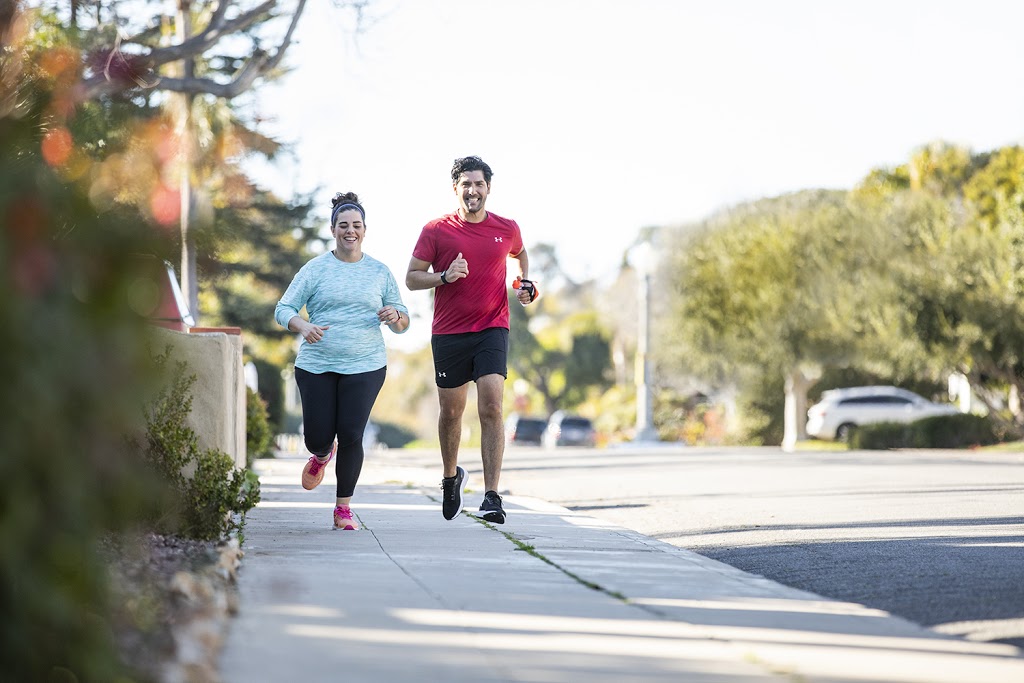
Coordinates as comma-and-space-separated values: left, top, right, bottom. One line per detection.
977, 440, 1024, 452
793, 439, 847, 452
469, 513, 627, 600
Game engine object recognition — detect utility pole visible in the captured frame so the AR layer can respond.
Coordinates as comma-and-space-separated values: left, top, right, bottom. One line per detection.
631, 241, 658, 442
176, 0, 198, 324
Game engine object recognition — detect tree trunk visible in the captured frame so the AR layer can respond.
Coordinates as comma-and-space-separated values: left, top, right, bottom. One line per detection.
965, 367, 1024, 434
781, 367, 813, 452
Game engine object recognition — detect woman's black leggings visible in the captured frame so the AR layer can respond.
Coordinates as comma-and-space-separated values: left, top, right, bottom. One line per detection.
294, 366, 386, 498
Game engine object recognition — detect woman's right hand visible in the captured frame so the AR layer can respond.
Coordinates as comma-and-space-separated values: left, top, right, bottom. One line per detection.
301, 321, 330, 344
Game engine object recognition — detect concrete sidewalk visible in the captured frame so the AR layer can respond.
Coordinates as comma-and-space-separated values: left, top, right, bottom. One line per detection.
219, 456, 1024, 683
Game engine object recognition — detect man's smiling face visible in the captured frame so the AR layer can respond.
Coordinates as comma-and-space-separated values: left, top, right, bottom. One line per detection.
455, 170, 489, 218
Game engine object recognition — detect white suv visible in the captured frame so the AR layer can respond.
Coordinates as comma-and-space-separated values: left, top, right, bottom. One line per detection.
806, 385, 959, 441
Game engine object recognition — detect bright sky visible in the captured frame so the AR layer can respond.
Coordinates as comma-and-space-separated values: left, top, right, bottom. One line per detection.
246, 0, 1024, 350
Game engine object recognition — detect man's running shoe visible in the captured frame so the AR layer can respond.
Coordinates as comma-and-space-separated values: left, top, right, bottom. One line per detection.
479, 490, 505, 524
301, 443, 335, 490
333, 505, 358, 530
440, 466, 466, 520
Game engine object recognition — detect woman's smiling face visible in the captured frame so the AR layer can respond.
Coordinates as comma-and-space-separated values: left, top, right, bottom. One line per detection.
332, 208, 365, 257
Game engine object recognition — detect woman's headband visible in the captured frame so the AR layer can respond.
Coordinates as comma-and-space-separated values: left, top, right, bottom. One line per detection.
331, 202, 365, 226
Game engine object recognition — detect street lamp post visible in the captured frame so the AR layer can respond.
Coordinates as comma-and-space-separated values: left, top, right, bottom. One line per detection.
630, 241, 659, 443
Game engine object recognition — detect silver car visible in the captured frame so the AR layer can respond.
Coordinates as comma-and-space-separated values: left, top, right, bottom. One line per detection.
806, 386, 959, 441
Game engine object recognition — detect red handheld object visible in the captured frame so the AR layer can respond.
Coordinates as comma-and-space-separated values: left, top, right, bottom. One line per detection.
512, 277, 538, 303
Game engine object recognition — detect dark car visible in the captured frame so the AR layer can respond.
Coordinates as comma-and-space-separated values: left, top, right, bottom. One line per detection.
542, 411, 597, 448
504, 414, 547, 446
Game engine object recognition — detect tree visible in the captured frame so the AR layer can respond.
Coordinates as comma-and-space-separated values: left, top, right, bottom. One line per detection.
964, 145, 1024, 230
508, 290, 614, 415
69, 1, 310, 101
563, 328, 613, 406
198, 183, 322, 340
862, 145, 1024, 435
526, 241, 580, 292
662, 190, 869, 448
963, 147, 1024, 420
906, 140, 982, 197
55, 0, 370, 321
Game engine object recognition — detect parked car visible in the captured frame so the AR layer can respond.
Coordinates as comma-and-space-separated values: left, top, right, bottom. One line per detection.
542, 411, 597, 448
504, 414, 547, 446
806, 385, 959, 441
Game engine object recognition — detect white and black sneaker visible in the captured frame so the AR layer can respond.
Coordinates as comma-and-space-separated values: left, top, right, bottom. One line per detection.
479, 490, 505, 524
440, 466, 466, 520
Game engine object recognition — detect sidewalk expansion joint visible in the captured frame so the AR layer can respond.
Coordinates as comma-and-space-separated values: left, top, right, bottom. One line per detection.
423, 490, 671, 620
361, 516, 454, 608
464, 510, 630, 604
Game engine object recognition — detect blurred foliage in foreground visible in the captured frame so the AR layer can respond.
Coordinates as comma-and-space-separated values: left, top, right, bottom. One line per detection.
0, 9, 252, 681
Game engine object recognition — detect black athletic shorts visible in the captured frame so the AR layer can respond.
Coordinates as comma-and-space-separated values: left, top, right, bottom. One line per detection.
430, 327, 509, 388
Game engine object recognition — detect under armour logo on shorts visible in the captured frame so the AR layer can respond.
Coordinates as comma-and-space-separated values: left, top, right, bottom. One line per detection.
494, 237, 502, 242
438, 371, 446, 378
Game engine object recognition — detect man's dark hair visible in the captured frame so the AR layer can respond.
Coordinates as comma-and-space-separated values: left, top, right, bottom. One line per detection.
451, 156, 493, 184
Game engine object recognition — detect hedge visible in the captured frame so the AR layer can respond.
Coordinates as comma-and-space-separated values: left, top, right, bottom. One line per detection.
849, 413, 1001, 450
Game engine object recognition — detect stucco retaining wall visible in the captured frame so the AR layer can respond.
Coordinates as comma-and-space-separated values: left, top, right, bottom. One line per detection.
151, 326, 246, 469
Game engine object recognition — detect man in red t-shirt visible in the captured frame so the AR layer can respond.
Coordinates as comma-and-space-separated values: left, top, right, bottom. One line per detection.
406, 156, 537, 524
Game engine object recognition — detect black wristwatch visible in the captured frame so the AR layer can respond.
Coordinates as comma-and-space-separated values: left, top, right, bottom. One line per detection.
439, 270, 450, 285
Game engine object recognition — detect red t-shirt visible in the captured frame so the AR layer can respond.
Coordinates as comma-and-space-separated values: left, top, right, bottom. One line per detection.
412, 211, 525, 335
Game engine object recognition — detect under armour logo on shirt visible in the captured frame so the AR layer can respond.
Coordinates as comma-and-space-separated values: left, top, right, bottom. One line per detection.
438, 372, 446, 378
494, 237, 503, 242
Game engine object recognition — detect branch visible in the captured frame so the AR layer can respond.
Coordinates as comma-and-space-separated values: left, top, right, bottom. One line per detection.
260, 0, 306, 74
148, 51, 270, 98
144, 0, 276, 70
165, 0, 306, 97
209, 0, 232, 30
77, 0, 307, 101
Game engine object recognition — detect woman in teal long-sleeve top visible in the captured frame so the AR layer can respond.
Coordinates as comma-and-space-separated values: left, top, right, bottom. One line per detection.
274, 192, 408, 530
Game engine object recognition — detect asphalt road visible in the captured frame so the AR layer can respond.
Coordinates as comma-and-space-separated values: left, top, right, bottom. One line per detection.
378, 444, 1024, 649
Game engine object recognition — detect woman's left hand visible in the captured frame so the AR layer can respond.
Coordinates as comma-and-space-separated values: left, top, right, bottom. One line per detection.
377, 306, 401, 326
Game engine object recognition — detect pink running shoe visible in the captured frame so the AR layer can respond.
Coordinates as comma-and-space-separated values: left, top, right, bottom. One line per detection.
301, 443, 335, 490
333, 505, 358, 530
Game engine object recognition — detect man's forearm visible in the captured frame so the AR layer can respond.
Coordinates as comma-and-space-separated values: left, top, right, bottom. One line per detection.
406, 269, 447, 291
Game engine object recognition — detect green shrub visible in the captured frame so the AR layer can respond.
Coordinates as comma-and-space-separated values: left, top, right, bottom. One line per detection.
912, 413, 1001, 448
141, 353, 261, 541
246, 387, 274, 465
849, 421, 915, 449
851, 413, 1001, 449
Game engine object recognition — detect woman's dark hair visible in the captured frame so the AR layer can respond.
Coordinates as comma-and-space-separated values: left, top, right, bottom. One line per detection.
330, 191, 365, 226
451, 156, 493, 184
